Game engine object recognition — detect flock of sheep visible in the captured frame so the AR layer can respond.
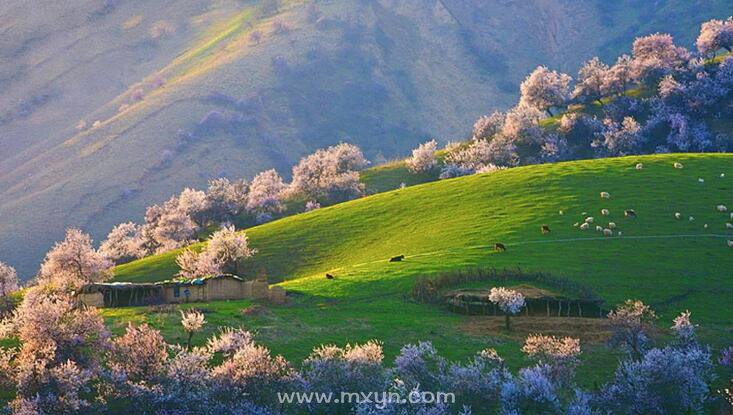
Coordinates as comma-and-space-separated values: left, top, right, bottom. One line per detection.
565, 161, 732, 248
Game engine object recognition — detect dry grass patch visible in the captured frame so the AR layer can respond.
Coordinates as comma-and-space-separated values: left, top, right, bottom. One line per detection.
459, 316, 612, 343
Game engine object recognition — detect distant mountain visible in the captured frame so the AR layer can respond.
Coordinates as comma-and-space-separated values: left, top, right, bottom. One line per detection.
1, 0, 730, 277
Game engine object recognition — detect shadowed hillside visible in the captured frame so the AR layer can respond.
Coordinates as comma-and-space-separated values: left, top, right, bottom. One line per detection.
1, 0, 731, 276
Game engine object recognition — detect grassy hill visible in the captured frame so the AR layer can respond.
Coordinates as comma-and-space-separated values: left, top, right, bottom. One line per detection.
4, 0, 733, 278
108, 153, 733, 381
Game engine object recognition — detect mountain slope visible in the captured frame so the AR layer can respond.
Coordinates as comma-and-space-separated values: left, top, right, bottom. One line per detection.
108, 153, 733, 370
2, 0, 732, 277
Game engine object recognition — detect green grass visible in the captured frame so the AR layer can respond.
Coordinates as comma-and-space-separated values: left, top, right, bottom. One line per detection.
109, 153, 733, 380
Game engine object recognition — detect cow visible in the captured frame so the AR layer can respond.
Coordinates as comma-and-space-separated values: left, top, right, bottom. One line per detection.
494, 243, 507, 252
541, 224, 551, 234
624, 209, 637, 218
325, 273, 335, 280
389, 255, 405, 262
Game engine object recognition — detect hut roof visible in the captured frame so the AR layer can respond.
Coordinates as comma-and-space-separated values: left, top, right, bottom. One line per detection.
79, 274, 245, 293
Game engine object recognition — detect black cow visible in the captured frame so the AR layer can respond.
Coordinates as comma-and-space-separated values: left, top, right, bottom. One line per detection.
541, 224, 551, 234
389, 255, 405, 262
325, 273, 335, 280
494, 243, 507, 252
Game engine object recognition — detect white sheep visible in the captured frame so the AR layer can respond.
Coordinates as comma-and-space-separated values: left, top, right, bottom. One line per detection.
573, 222, 579, 227
618, 231, 623, 236
603, 228, 613, 236
722, 173, 726, 178
730, 212, 733, 220
559, 210, 564, 215
674, 212, 682, 219
698, 178, 705, 183
704, 224, 709, 229
689, 216, 695, 222
600, 192, 610, 199
595, 225, 603, 232
608, 222, 617, 229
580, 222, 590, 230
635, 163, 644, 170
717, 205, 728, 212
674, 162, 684, 169
728, 240, 733, 247
585, 217, 594, 224
727, 223, 733, 229
601, 208, 610, 216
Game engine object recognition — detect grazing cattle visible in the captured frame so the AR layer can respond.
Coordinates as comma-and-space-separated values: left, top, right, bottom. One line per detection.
600, 192, 610, 199
624, 209, 637, 218
494, 243, 507, 252
389, 255, 405, 262
635, 163, 644, 170
541, 225, 551, 234
325, 273, 335, 280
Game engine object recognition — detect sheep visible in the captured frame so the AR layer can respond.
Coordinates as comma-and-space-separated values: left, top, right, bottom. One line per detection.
581, 211, 588, 216
698, 178, 705, 183
541, 224, 551, 234
494, 243, 507, 252
674, 212, 682, 219
618, 231, 623, 236
730, 212, 733, 220
717, 205, 728, 212
704, 224, 709, 229
608, 222, 617, 229
728, 240, 733, 247
689, 216, 695, 222
722, 173, 726, 178
624, 209, 637, 218
573, 222, 580, 227
595, 225, 603, 232
601, 208, 610, 216
558, 210, 564, 215
585, 217, 595, 224
726, 223, 733, 229
603, 228, 613, 236
389, 255, 405, 262
674, 162, 684, 169
580, 222, 590, 230
635, 163, 644, 170
325, 273, 335, 280
600, 191, 610, 199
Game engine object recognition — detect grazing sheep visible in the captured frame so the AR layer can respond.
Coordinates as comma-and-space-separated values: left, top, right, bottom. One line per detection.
674, 162, 684, 169
580, 222, 590, 230
325, 273, 335, 280
618, 231, 623, 236
558, 210, 564, 215
689, 216, 695, 222
704, 224, 709, 229
624, 209, 637, 218
573, 222, 580, 227
541, 224, 551, 234
601, 209, 610, 216
728, 240, 733, 247
635, 163, 644, 170
595, 225, 603, 232
698, 178, 705, 183
727, 223, 733, 229
722, 173, 726, 178
581, 211, 588, 216
389, 255, 405, 262
603, 228, 613, 236
608, 222, 617, 229
585, 217, 595, 224
494, 243, 507, 252
600, 192, 610, 199
717, 205, 728, 212
730, 213, 733, 220
674, 212, 682, 219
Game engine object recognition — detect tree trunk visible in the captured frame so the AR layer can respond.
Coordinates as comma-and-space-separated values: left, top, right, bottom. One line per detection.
505, 314, 511, 331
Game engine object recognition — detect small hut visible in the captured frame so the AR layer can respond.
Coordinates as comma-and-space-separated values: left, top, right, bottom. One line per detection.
77, 274, 286, 308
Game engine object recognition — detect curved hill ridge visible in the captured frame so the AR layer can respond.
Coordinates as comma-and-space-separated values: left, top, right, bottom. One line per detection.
115, 153, 733, 332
